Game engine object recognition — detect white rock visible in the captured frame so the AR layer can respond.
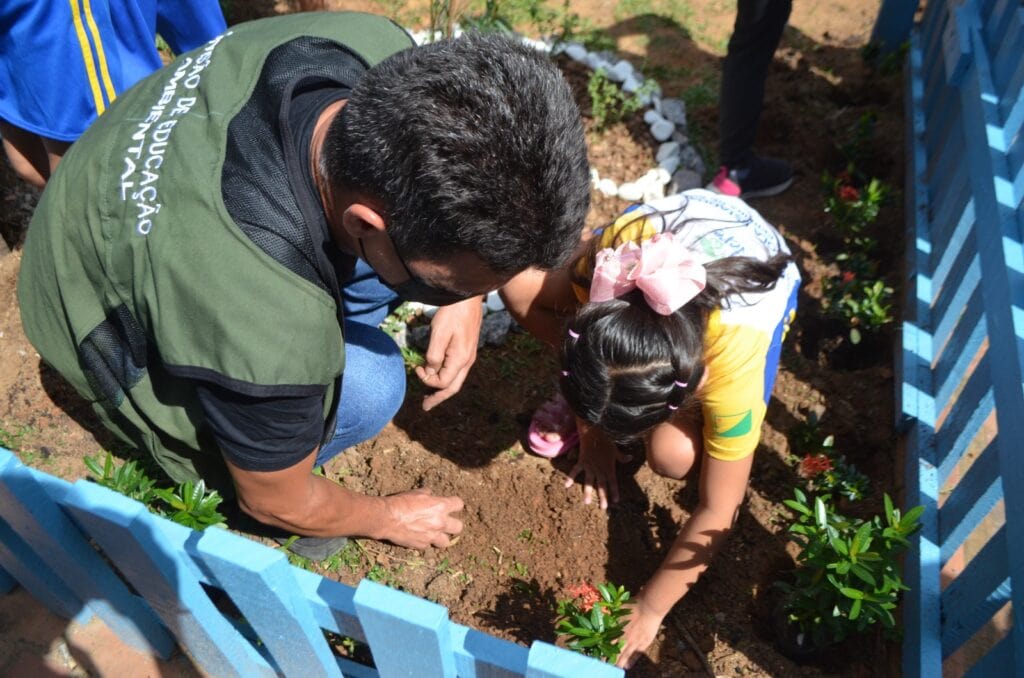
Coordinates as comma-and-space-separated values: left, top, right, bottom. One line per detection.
650, 118, 676, 142
617, 182, 644, 202
607, 60, 634, 83
652, 167, 672, 184
422, 304, 439, 319
638, 91, 655, 107
642, 183, 666, 202
659, 156, 681, 175
622, 75, 642, 93
659, 97, 687, 127
590, 167, 601, 185
643, 110, 664, 125
586, 53, 609, 71
656, 141, 681, 163
564, 42, 588, 61
597, 178, 619, 196
485, 292, 505, 312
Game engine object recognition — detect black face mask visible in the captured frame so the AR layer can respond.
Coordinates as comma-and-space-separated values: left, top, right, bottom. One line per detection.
358, 238, 478, 306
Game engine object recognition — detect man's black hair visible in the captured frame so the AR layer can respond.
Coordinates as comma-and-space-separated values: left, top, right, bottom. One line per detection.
322, 32, 591, 275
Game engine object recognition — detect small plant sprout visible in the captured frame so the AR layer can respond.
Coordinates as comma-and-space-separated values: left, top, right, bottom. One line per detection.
788, 416, 870, 503
84, 451, 158, 504
586, 68, 650, 133
556, 581, 633, 663
776, 489, 923, 647
152, 480, 227, 530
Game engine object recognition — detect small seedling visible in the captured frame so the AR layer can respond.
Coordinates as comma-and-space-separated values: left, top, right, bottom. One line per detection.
587, 68, 650, 133
84, 451, 158, 504
556, 582, 632, 663
152, 480, 227, 530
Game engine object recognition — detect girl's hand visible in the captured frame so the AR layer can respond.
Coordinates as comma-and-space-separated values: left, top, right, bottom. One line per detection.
564, 422, 629, 509
615, 594, 665, 669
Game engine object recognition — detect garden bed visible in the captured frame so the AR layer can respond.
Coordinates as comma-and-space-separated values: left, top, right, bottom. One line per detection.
0, 0, 906, 675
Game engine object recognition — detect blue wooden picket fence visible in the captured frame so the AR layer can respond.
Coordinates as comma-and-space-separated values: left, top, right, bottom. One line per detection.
0, 447, 620, 677
876, 0, 1024, 675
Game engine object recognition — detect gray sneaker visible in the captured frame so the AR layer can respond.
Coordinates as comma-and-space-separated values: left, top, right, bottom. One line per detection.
275, 535, 349, 561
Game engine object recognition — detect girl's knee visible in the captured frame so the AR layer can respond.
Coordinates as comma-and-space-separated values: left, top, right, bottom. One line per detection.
646, 420, 702, 480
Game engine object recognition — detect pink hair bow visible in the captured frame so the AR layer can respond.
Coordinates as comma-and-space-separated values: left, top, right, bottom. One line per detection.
590, 233, 706, 315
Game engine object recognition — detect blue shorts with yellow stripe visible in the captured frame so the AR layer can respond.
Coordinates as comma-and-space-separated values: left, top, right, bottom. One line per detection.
0, 0, 225, 141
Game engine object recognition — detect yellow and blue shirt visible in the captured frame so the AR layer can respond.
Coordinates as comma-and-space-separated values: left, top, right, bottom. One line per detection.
574, 189, 801, 461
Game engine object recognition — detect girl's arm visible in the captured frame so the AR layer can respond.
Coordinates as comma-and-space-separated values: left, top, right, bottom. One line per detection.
616, 451, 755, 669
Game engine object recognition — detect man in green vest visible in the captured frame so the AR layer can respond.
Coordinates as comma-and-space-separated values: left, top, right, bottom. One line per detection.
18, 13, 590, 558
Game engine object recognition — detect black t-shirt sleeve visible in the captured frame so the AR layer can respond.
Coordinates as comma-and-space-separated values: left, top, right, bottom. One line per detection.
196, 382, 328, 472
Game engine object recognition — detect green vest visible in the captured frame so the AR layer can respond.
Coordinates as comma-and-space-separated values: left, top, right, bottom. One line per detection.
18, 13, 413, 483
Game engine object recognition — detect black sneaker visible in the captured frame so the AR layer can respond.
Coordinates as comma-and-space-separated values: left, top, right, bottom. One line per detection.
275, 535, 349, 561
709, 155, 794, 199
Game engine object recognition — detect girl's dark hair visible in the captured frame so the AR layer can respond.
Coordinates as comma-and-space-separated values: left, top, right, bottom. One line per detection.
560, 202, 792, 442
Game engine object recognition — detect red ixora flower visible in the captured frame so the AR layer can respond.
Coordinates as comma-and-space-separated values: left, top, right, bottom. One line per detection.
799, 454, 833, 478
567, 582, 601, 612
839, 185, 860, 202
841, 270, 856, 284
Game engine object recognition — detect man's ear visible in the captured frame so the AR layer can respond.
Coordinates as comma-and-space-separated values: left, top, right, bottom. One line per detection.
340, 202, 387, 238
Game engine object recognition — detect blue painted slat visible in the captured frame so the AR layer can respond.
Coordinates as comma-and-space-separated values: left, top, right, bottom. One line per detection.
931, 250, 979, 352
354, 580, 456, 677
0, 516, 84, 620
965, 633, 1015, 677
934, 370, 994, 482
189, 526, 341, 678
933, 297, 986, 406
902, 437, 943, 677
0, 564, 15, 594
938, 439, 1003, 551
130, 511, 367, 642
524, 641, 622, 678
940, 527, 1011, 657
450, 624, 526, 678
928, 196, 974, 297
62, 480, 276, 677
0, 450, 174, 657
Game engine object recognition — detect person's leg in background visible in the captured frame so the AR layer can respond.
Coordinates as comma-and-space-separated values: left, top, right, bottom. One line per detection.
0, 120, 69, 190
316, 258, 406, 464
712, 0, 794, 200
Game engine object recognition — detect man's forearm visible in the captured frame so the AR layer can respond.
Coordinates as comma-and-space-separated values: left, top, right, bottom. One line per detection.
239, 473, 388, 539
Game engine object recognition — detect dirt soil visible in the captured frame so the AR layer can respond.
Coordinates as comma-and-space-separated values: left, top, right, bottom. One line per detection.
0, 0, 907, 675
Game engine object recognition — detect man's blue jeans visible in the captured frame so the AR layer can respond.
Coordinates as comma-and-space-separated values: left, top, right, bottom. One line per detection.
316, 258, 405, 465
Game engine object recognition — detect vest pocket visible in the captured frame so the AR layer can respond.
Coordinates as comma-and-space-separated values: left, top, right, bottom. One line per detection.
78, 305, 148, 406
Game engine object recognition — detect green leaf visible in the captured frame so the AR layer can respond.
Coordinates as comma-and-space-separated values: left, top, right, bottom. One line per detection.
849, 327, 862, 344
900, 505, 925, 530
840, 587, 865, 600
884, 494, 895, 522
783, 499, 812, 516
851, 564, 877, 587
849, 598, 863, 620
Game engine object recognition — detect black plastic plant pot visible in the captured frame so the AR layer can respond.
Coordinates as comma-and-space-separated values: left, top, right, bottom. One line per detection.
771, 600, 828, 660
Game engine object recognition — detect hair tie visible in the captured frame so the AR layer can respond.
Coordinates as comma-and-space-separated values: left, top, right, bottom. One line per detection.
667, 404, 679, 411
567, 329, 580, 341
674, 380, 688, 388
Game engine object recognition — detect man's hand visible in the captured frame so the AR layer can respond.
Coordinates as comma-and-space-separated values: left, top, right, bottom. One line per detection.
615, 594, 665, 669
379, 488, 465, 549
564, 422, 630, 509
416, 296, 484, 411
